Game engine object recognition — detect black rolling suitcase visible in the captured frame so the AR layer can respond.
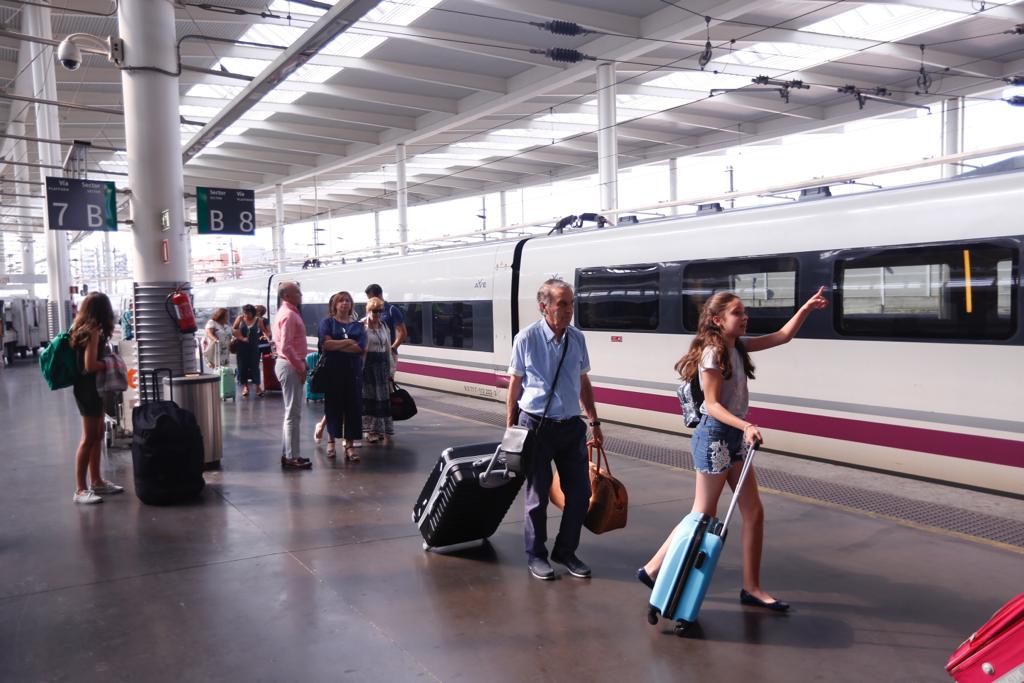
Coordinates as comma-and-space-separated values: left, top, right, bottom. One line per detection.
131, 369, 205, 505
413, 441, 525, 551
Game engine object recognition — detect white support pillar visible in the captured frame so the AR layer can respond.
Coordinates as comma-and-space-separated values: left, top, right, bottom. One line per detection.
373, 210, 381, 248
23, 5, 72, 332
396, 144, 408, 255
596, 62, 619, 215
11, 131, 35, 279
102, 231, 113, 294
273, 183, 285, 271
941, 97, 964, 179
499, 190, 508, 235
668, 158, 679, 216
118, 0, 195, 379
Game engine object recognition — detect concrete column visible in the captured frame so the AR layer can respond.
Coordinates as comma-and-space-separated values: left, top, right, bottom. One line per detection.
396, 143, 408, 255
118, 0, 195, 379
23, 4, 72, 332
373, 210, 381, 248
499, 190, 508, 235
273, 183, 285, 271
941, 97, 963, 179
0, 232, 5, 275
596, 62, 618, 215
102, 231, 112, 294
668, 157, 679, 216
20, 236, 35, 278
10, 130, 36, 276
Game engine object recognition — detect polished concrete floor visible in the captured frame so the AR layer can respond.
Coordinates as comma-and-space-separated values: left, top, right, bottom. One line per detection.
1, 361, 1020, 682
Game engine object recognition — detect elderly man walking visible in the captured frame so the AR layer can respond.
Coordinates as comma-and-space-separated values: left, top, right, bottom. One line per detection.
274, 282, 312, 470
506, 278, 603, 580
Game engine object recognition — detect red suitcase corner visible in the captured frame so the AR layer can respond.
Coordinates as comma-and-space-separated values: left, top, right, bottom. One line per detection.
947, 593, 1024, 683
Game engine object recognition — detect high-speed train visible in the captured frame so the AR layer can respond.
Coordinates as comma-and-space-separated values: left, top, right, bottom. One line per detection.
194, 167, 1023, 496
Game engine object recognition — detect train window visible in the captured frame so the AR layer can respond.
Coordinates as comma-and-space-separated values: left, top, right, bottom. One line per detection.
430, 301, 493, 352
682, 258, 798, 333
576, 264, 660, 331
394, 303, 423, 345
300, 303, 328, 339
836, 243, 1017, 339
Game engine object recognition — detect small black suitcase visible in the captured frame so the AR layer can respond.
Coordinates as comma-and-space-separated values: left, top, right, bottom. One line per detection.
413, 442, 524, 551
131, 369, 205, 505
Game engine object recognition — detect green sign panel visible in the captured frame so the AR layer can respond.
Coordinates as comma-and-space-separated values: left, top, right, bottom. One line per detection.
44, 176, 117, 232
196, 187, 256, 235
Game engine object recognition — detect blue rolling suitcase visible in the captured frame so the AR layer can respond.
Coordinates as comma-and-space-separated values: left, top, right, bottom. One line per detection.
305, 352, 324, 402
648, 443, 758, 636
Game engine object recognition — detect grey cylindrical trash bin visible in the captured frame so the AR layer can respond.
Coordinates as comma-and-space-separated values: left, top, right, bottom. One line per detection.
163, 374, 222, 469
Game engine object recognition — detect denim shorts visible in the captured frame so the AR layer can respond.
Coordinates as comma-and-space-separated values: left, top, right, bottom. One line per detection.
691, 415, 746, 475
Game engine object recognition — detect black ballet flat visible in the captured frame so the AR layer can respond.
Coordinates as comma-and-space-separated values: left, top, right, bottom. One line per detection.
740, 589, 790, 612
636, 567, 655, 589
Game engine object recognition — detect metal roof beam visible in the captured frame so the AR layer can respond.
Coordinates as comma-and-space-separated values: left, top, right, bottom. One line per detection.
211, 134, 348, 158
350, 23, 560, 69
181, 96, 417, 130
182, 0, 384, 164
243, 120, 380, 145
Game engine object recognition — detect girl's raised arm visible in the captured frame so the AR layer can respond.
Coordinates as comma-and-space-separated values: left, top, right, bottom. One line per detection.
745, 286, 828, 353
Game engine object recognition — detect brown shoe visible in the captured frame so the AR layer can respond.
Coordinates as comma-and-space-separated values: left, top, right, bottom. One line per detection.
281, 456, 312, 470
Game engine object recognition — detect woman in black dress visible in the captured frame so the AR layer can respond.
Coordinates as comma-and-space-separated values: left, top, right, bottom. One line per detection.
69, 292, 124, 504
318, 291, 366, 460
232, 304, 269, 397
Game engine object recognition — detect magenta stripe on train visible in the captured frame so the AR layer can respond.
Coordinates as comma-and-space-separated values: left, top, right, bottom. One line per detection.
397, 361, 1021, 469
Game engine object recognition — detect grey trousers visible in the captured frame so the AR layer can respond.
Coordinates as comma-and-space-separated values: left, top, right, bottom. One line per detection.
276, 359, 302, 459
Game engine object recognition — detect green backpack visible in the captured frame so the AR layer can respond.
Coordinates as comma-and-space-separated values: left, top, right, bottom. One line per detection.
39, 329, 79, 390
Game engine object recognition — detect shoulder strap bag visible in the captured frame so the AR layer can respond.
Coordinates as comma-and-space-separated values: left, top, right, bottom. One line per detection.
483, 332, 570, 484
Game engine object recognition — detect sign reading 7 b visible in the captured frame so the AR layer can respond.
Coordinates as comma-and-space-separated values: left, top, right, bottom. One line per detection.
196, 187, 256, 235
45, 176, 117, 232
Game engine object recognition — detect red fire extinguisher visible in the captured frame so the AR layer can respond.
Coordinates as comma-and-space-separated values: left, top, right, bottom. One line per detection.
165, 285, 197, 334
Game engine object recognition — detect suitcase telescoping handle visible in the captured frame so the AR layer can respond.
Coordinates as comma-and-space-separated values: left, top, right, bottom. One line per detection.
479, 444, 514, 488
144, 368, 174, 404
720, 442, 759, 536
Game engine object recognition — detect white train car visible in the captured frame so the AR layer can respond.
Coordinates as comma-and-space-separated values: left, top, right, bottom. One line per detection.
194, 168, 1023, 496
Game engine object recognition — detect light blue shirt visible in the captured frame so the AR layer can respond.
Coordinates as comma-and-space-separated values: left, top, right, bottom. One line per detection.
508, 320, 591, 420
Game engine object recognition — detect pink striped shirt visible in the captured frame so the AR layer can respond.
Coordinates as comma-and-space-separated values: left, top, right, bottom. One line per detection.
273, 301, 307, 374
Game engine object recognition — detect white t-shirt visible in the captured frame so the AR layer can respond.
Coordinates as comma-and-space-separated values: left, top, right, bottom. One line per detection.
205, 319, 231, 366
698, 343, 749, 419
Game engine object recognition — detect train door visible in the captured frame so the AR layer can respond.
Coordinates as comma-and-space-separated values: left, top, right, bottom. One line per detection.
489, 240, 530, 394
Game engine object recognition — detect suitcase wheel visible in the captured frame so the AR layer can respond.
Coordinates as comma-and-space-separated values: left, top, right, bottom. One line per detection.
647, 607, 659, 626
674, 620, 691, 637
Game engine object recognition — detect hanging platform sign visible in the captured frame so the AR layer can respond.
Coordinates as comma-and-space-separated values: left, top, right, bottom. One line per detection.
44, 176, 117, 232
196, 187, 256, 235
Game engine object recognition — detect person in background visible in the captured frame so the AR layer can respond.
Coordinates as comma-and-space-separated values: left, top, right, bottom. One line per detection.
119, 300, 133, 341
232, 304, 268, 398
69, 292, 125, 504
364, 284, 406, 358
637, 287, 828, 611
506, 279, 602, 581
361, 297, 395, 445
203, 308, 231, 369
318, 291, 366, 460
273, 282, 311, 470
255, 305, 272, 357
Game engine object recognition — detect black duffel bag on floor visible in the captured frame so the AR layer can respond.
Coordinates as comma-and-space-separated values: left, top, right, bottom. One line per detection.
131, 369, 205, 505
390, 381, 417, 421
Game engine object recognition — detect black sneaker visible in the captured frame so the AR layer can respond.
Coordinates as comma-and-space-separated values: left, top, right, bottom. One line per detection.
551, 551, 591, 578
528, 556, 555, 581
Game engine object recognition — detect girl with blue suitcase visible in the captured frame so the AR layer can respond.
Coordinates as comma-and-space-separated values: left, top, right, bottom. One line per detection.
639, 286, 829, 632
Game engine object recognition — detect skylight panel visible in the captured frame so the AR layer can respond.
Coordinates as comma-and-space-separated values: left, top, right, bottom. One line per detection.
715, 42, 849, 72
452, 141, 530, 151
535, 112, 597, 126
802, 4, 963, 42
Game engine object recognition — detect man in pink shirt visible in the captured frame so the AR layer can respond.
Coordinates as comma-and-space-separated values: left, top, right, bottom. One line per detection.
273, 282, 311, 470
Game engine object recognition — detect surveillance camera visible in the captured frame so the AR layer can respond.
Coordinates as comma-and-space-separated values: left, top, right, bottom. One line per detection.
57, 39, 82, 71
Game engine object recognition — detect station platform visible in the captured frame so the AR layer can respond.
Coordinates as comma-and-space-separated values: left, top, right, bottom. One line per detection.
1, 361, 1021, 682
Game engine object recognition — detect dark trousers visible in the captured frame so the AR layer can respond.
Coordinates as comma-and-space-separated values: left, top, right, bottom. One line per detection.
519, 412, 590, 560
325, 373, 362, 442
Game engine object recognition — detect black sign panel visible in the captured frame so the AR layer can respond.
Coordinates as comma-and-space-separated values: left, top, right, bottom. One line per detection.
196, 187, 256, 235
44, 176, 117, 232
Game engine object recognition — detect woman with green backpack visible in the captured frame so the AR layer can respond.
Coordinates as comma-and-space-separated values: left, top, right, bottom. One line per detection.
69, 292, 124, 504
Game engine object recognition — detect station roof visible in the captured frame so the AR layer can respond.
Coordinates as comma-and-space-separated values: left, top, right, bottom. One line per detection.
1, 0, 1022, 232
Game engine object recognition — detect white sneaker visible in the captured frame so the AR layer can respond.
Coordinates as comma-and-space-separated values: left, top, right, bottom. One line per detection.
91, 482, 125, 495
73, 490, 103, 505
